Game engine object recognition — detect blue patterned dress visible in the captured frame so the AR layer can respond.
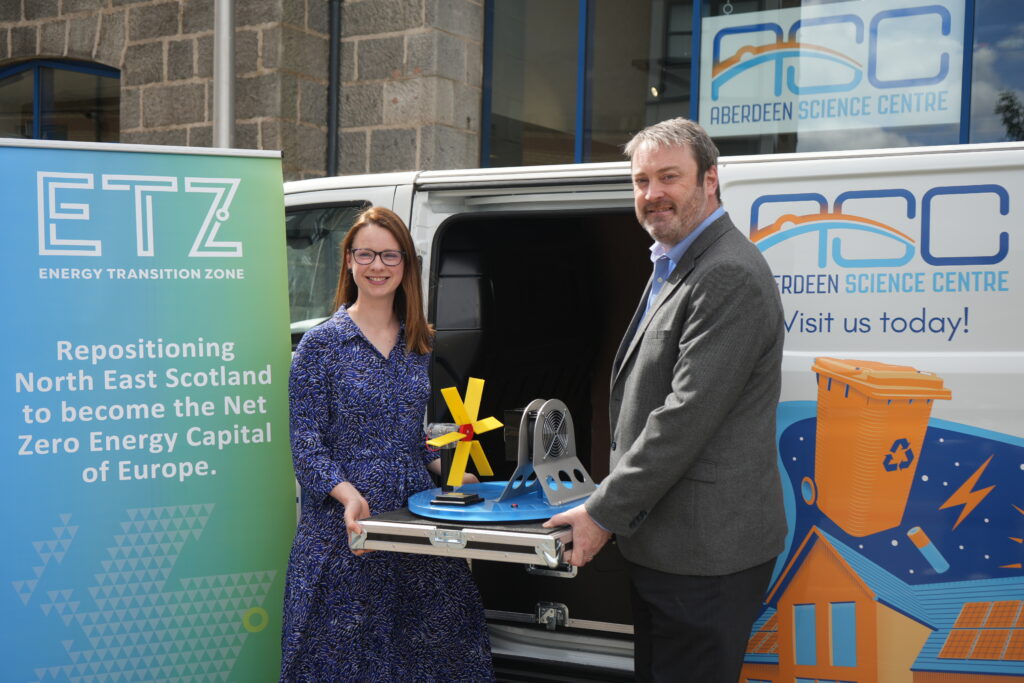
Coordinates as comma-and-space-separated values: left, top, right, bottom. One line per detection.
281, 306, 493, 682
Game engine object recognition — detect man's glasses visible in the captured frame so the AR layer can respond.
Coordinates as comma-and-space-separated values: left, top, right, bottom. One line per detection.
349, 248, 405, 266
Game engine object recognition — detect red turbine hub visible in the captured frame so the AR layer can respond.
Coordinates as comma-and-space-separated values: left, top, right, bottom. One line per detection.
458, 423, 475, 440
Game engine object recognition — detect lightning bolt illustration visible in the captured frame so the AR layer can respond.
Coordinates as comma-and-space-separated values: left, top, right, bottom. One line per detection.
1004, 505, 1024, 569
939, 454, 995, 530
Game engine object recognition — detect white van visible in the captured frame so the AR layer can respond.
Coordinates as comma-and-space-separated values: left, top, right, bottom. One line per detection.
284, 142, 1024, 682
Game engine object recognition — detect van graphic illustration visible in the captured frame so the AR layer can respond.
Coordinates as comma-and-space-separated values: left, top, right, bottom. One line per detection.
744, 358, 1022, 681
805, 357, 951, 537
751, 210, 916, 268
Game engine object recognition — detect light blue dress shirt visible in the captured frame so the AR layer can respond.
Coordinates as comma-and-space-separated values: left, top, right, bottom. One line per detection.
642, 206, 725, 320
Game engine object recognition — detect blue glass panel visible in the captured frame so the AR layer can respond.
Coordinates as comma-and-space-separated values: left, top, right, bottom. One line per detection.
0, 68, 34, 138
486, 0, 578, 166
794, 603, 818, 666
970, 0, 1024, 142
831, 601, 858, 667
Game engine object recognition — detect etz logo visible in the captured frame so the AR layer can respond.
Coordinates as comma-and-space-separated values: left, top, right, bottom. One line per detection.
749, 186, 1010, 269
37, 172, 242, 258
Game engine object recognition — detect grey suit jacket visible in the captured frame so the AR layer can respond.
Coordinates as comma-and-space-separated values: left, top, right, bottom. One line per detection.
586, 212, 787, 576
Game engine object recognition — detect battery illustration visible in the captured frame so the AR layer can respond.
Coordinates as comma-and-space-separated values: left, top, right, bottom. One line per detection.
908, 525, 950, 574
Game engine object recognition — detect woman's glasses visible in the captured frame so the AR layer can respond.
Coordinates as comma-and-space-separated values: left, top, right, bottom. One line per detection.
349, 248, 405, 266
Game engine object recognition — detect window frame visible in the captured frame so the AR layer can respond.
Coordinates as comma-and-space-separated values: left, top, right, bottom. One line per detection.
0, 59, 120, 141
482, 0, 697, 166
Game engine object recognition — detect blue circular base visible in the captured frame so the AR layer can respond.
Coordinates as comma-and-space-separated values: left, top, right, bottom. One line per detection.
408, 481, 588, 522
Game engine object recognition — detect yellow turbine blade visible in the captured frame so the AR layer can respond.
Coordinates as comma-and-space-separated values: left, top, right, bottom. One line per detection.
464, 377, 485, 422
472, 416, 503, 434
426, 431, 465, 448
468, 440, 494, 477
447, 440, 471, 487
440, 386, 471, 425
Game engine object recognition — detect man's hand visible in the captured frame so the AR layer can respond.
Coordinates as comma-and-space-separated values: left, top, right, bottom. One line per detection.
543, 504, 611, 567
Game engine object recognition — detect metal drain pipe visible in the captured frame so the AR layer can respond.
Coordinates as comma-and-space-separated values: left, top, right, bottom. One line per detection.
327, 0, 342, 175
213, 0, 235, 148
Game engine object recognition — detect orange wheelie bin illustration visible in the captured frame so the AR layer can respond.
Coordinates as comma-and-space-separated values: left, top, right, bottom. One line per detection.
804, 357, 952, 537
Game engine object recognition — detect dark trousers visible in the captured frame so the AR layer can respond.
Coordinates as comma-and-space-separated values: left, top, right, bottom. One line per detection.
628, 558, 775, 683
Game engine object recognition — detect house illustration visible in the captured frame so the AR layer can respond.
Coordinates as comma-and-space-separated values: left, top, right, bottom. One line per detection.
741, 526, 1024, 682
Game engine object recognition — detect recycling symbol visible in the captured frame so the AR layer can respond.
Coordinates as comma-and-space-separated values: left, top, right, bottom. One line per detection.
883, 438, 915, 472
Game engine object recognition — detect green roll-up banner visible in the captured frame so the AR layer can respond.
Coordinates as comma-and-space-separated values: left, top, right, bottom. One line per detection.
1, 139, 295, 680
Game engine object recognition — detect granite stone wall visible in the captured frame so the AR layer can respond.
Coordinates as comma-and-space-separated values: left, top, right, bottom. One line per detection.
0, 0, 484, 179
338, 0, 483, 174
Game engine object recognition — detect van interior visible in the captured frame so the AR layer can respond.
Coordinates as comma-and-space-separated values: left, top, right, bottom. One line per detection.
428, 208, 651, 649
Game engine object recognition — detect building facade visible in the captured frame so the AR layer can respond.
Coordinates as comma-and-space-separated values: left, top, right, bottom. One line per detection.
0, 0, 483, 180
1, 0, 1023, 181
483, 0, 1024, 163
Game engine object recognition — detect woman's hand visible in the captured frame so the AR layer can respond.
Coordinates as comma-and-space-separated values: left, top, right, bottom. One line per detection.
330, 481, 373, 555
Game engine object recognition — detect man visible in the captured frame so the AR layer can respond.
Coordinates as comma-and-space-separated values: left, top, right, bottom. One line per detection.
545, 118, 787, 682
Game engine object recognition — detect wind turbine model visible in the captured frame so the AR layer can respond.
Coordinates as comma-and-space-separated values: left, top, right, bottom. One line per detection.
411, 378, 596, 522
427, 377, 500, 490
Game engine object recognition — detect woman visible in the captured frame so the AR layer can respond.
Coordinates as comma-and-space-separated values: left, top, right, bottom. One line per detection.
280, 207, 493, 681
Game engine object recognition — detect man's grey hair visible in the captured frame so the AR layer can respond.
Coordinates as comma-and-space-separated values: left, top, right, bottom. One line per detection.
624, 117, 721, 201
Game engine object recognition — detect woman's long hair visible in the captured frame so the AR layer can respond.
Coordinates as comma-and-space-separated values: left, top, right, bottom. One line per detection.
331, 206, 434, 354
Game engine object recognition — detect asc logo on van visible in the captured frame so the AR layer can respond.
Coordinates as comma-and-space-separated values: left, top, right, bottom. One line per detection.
699, 0, 965, 136
747, 185, 1011, 297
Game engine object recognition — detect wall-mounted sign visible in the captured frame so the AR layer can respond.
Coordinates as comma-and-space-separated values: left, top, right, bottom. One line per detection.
700, 0, 965, 137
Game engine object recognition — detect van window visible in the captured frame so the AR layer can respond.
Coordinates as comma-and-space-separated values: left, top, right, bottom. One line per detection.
285, 204, 366, 342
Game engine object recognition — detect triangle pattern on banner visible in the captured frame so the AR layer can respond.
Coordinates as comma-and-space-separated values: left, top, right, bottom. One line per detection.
22, 503, 280, 680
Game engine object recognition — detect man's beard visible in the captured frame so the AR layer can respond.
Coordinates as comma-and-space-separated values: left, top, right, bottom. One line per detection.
641, 192, 707, 246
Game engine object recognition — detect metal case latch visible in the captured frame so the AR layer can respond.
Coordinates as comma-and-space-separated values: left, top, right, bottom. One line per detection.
527, 563, 577, 579
536, 602, 569, 631
429, 528, 467, 548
